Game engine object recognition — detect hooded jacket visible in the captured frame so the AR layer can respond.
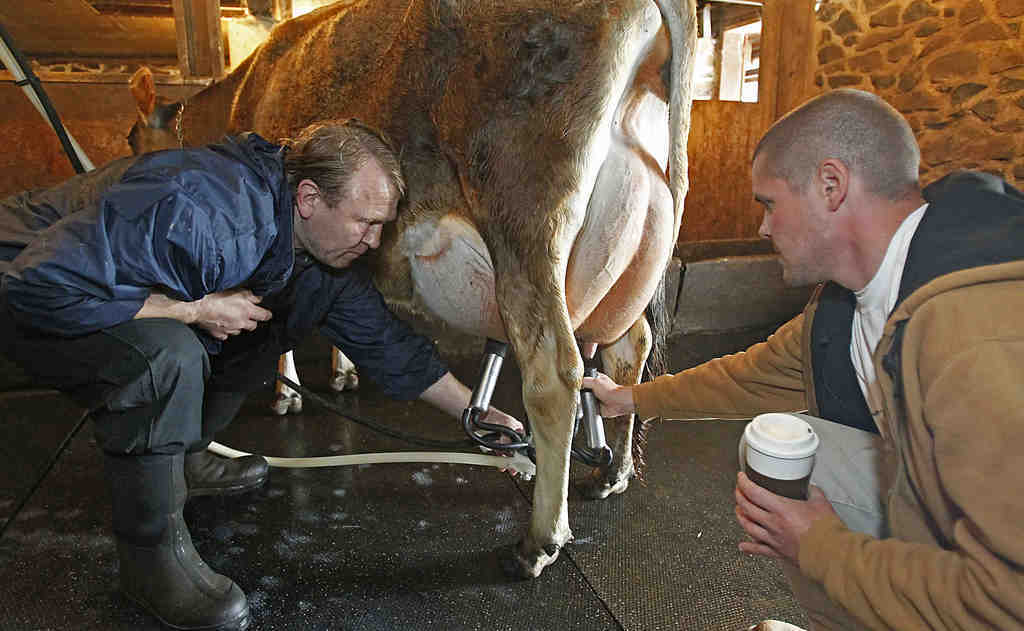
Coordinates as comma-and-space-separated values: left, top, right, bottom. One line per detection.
632, 172, 1024, 630
0, 134, 445, 400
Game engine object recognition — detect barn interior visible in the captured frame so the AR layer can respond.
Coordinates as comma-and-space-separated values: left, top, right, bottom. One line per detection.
1, 1, 1022, 629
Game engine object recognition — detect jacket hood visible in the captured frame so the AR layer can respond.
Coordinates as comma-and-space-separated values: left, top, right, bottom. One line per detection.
895, 171, 1024, 316
209, 132, 290, 198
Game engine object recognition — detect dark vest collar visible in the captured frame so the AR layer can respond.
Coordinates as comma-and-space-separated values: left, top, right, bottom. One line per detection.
810, 171, 1024, 432
810, 283, 877, 433
898, 171, 1024, 307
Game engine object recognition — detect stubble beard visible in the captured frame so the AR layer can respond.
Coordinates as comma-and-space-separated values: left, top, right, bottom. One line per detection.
779, 251, 827, 288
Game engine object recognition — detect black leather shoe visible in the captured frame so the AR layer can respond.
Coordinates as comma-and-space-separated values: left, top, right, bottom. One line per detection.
185, 450, 269, 498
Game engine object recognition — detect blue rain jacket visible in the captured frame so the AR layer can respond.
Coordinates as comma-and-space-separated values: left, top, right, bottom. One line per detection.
0, 134, 446, 400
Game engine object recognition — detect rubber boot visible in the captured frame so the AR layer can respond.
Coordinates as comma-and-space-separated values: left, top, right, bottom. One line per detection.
104, 452, 251, 630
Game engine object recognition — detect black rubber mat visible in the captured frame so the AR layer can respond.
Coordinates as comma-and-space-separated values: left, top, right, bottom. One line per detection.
556, 420, 808, 630
0, 387, 87, 528
0, 326, 807, 630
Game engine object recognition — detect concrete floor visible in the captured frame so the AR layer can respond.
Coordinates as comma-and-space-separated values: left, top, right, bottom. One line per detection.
0, 325, 809, 630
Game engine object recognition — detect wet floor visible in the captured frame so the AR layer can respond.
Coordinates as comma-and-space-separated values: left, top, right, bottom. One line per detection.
0, 326, 808, 630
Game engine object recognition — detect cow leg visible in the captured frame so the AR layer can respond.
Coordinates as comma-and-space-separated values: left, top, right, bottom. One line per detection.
578, 316, 652, 499
329, 347, 359, 391
271, 351, 303, 415
497, 280, 579, 579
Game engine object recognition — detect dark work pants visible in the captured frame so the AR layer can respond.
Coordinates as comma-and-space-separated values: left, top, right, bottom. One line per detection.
0, 314, 270, 456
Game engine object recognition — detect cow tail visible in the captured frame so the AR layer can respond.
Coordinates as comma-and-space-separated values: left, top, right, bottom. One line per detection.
632, 266, 672, 483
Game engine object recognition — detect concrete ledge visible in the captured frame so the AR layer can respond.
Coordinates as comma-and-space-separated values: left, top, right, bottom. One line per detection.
670, 243, 814, 335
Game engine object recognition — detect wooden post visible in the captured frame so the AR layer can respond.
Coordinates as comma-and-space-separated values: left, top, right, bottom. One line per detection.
171, 0, 224, 79
246, 0, 292, 21
273, 0, 293, 22
759, 0, 816, 124
775, 0, 817, 117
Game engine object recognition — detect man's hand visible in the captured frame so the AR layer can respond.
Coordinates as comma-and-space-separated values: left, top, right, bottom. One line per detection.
193, 289, 273, 340
135, 288, 271, 339
478, 407, 526, 443
581, 371, 636, 417
734, 471, 837, 564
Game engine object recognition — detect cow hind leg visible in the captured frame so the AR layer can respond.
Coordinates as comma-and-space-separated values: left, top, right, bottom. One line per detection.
578, 316, 652, 500
329, 347, 359, 391
496, 283, 578, 579
272, 351, 303, 415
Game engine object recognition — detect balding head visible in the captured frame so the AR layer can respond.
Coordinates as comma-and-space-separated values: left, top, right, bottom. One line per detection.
753, 89, 920, 201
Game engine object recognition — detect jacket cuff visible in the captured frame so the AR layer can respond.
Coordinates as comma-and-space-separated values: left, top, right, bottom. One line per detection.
632, 378, 666, 420
798, 512, 847, 581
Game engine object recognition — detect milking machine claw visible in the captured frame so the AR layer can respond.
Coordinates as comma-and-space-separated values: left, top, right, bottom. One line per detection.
462, 339, 531, 454
571, 367, 613, 468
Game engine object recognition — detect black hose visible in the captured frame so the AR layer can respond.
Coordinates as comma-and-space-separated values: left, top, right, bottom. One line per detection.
0, 22, 87, 174
0, 408, 90, 539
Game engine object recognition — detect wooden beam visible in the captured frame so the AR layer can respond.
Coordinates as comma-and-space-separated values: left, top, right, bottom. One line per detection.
90, 1, 247, 19
170, 0, 224, 79
759, 0, 816, 125
246, 0, 292, 21
774, 0, 816, 117
274, 0, 293, 21
0, 69, 212, 86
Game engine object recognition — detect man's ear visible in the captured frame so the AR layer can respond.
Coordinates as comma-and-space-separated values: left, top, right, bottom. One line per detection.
295, 179, 321, 219
818, 159, 849, 212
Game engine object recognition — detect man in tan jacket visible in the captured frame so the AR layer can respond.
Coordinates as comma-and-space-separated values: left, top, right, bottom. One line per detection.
585, 88, 1024, 631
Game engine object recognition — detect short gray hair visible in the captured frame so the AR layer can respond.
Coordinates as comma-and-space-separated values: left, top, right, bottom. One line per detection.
283, 119, 406, 206
753, 89, 920, 200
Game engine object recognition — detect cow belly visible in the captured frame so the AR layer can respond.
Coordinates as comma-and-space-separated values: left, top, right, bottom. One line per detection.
567, 137, 673, 344
403, 213, 507, 341
403, 139, 672, 346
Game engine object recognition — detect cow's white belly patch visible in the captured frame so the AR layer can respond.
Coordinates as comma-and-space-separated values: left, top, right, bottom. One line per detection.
403, 214, 506, 340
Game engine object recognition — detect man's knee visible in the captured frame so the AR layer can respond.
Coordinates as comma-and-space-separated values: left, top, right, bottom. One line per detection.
92, 320, 211, 454
102, 319, 210, 409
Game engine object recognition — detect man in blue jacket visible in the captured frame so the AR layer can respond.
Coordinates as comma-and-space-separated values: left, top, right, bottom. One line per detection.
0, 120, 522, 631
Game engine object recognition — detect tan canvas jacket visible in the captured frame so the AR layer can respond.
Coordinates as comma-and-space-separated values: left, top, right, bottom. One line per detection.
632, 261, 1024, 630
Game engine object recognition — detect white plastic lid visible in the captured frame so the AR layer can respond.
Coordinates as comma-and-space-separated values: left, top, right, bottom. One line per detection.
744, 413, 819, 460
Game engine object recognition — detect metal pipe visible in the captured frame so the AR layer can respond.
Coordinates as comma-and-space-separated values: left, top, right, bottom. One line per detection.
469, 352, 503, 411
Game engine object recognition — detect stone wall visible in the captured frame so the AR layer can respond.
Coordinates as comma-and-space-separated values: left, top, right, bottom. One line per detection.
813, 0, 1024, 187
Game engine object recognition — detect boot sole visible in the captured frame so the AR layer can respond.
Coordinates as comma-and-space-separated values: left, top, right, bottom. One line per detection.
125, 591, 251, 630
186, 474, 268, 499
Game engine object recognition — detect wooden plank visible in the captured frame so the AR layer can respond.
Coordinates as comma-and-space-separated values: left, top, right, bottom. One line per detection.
90, 1, 246, 18
774, 0, 816, 117
0, 69, 212, 86
274, 0, 294, 21
0, 2, 179, 60
757, 0, 781, 128
247, 0, 293, 21
682, 100, 765, 241
170, 0, 224, 79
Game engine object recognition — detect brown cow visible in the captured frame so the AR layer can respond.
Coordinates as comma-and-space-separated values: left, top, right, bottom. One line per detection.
128, 0, 697, 578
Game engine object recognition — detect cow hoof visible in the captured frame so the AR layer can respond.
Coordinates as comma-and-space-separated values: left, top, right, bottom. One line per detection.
498, 539, 562, 579
271, 393, 303, 415
576, 468, 631, 500
748, 621, 807, 631
330, 370, 359, 392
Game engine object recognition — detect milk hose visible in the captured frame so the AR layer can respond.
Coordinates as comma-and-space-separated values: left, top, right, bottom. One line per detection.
209, 372, 536, 479
0, 31, 531, 477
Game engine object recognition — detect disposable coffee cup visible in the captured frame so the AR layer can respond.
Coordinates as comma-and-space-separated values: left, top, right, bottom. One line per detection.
743, 413, 819, 500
